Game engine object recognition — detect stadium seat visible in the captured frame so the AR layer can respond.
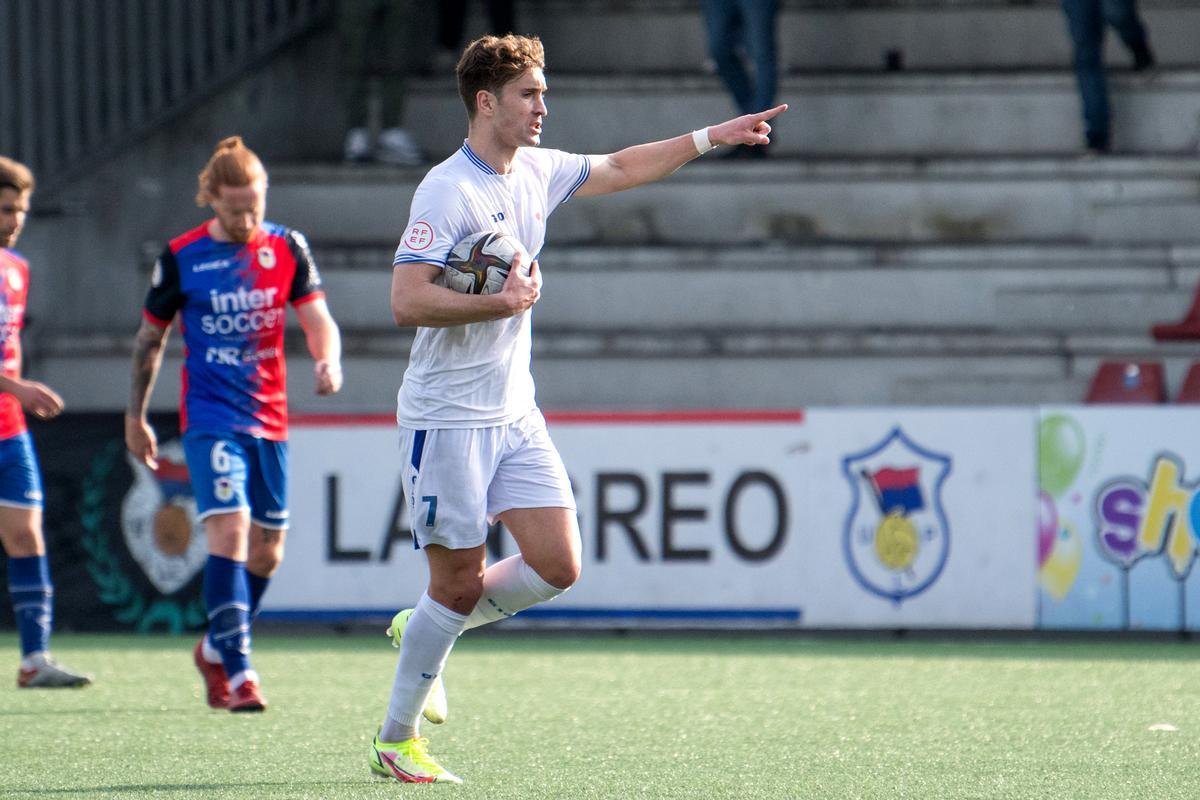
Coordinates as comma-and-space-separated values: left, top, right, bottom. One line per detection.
1176, 362, 1200, 404
1151, 320, 1200, 341
1085, 360, 1166, 404
1152, 285, 1200, 341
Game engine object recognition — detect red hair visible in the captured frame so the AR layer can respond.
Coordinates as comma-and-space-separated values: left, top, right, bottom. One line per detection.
0, 156, 34, 194
195, 136, 266, 206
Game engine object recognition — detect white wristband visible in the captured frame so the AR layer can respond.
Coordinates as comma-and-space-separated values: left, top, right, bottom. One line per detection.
691, 127, 714, 155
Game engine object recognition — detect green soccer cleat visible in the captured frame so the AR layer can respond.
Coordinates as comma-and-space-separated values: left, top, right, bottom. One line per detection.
387, 609, 448, 724
370, 733, 463, 784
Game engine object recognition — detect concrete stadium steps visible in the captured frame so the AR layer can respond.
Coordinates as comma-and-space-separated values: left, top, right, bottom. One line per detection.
93, 238, 1200, 409
400, 70, 1200, 158
35, 328, 1200, 410
311, 242, 1200, 333
516, 0, 1200, 74
27, 1, 1200, 412
1092, 197, 1200, 243
269, 157, 1200, 246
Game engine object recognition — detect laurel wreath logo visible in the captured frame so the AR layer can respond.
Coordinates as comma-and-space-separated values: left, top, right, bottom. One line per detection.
79, 440, 206, 633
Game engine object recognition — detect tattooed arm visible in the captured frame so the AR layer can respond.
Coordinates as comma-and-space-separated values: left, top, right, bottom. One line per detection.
124, 319, 171, 469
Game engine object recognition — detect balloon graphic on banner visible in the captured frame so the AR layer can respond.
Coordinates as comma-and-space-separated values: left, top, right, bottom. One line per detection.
1038, 490, 1057, 568
1039, 414, 1085, 498
1039, 519, 1082, 600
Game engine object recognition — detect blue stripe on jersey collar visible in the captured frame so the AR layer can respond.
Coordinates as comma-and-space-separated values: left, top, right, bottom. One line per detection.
460, 141, 499, 175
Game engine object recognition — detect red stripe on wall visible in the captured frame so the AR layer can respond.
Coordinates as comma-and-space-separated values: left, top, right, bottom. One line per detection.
290, 410, 805, 427
545, 410, 805, 425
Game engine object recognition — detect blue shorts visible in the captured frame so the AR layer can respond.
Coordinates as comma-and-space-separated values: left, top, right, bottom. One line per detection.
182, 431, 289, 529
0, 431, 43, 509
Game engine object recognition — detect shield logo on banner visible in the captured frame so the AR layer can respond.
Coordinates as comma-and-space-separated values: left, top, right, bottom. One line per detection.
120, 440, 208, 594
841, 427, 952, 603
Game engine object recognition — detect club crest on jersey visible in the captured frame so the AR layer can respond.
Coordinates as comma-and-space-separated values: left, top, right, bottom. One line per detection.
257, 246, 276, 269
841, 427, 952, 604
6, 268, 23, 292
121, 440, 208, 594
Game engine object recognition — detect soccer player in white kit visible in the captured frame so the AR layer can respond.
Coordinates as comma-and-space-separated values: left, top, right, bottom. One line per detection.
370, 34, 787, 784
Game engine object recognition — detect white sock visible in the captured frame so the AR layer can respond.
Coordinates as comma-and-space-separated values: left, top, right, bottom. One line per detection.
201, 636, 222, 665
463, 555, 567, 631
228, 669, 259, 690
381, 593, 467, 742
21, 651, 48, 670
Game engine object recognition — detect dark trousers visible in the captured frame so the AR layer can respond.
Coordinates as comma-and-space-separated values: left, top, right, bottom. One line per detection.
1061, 0, 1152, 149
339, 0, 411, 127
702, 0, 778, 115
438, 0, 516, 50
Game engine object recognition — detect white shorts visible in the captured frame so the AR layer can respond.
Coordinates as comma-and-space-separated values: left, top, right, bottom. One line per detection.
399, 409, 576, 550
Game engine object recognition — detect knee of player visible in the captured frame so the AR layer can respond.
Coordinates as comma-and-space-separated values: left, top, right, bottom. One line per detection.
246, 549, 283, 577
537, 557, 581, 592
437, 571, 485, 611
246, 527, 286, 575
0, 526, 43, 557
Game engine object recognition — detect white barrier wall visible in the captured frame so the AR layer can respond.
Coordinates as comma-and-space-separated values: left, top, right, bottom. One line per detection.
799, 409, 1035, 628
270, 408, 1037, 628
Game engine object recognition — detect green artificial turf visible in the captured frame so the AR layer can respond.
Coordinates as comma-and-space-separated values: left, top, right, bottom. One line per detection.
2, 633, 1199, 799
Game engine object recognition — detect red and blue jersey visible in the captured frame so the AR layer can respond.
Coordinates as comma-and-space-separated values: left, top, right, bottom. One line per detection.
143, 221, 325, 441
0, 248, 29, 440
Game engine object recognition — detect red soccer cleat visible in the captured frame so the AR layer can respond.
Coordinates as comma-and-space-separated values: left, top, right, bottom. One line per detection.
227, 679, 267, 713
193, 637, 230, 709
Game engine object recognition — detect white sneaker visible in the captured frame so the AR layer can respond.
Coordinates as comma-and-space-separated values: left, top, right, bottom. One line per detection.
376, 128, 425, 166
18, 653, 93, 688
344, 127, 372, 162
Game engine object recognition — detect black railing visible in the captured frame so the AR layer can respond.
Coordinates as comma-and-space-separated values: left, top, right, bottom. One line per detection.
0, 0, 333, 193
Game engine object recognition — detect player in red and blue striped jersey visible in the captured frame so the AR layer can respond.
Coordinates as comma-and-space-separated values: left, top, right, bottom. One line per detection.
125, 137, 343, 712
0, 156, 93, 689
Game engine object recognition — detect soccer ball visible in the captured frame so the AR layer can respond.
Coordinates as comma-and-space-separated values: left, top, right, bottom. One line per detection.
438, 231, 529, 295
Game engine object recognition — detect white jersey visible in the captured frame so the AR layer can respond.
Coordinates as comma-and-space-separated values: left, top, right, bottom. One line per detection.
393, 141, 590, 428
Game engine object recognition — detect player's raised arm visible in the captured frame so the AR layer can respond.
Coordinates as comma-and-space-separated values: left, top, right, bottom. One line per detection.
575, 103, 788, 198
